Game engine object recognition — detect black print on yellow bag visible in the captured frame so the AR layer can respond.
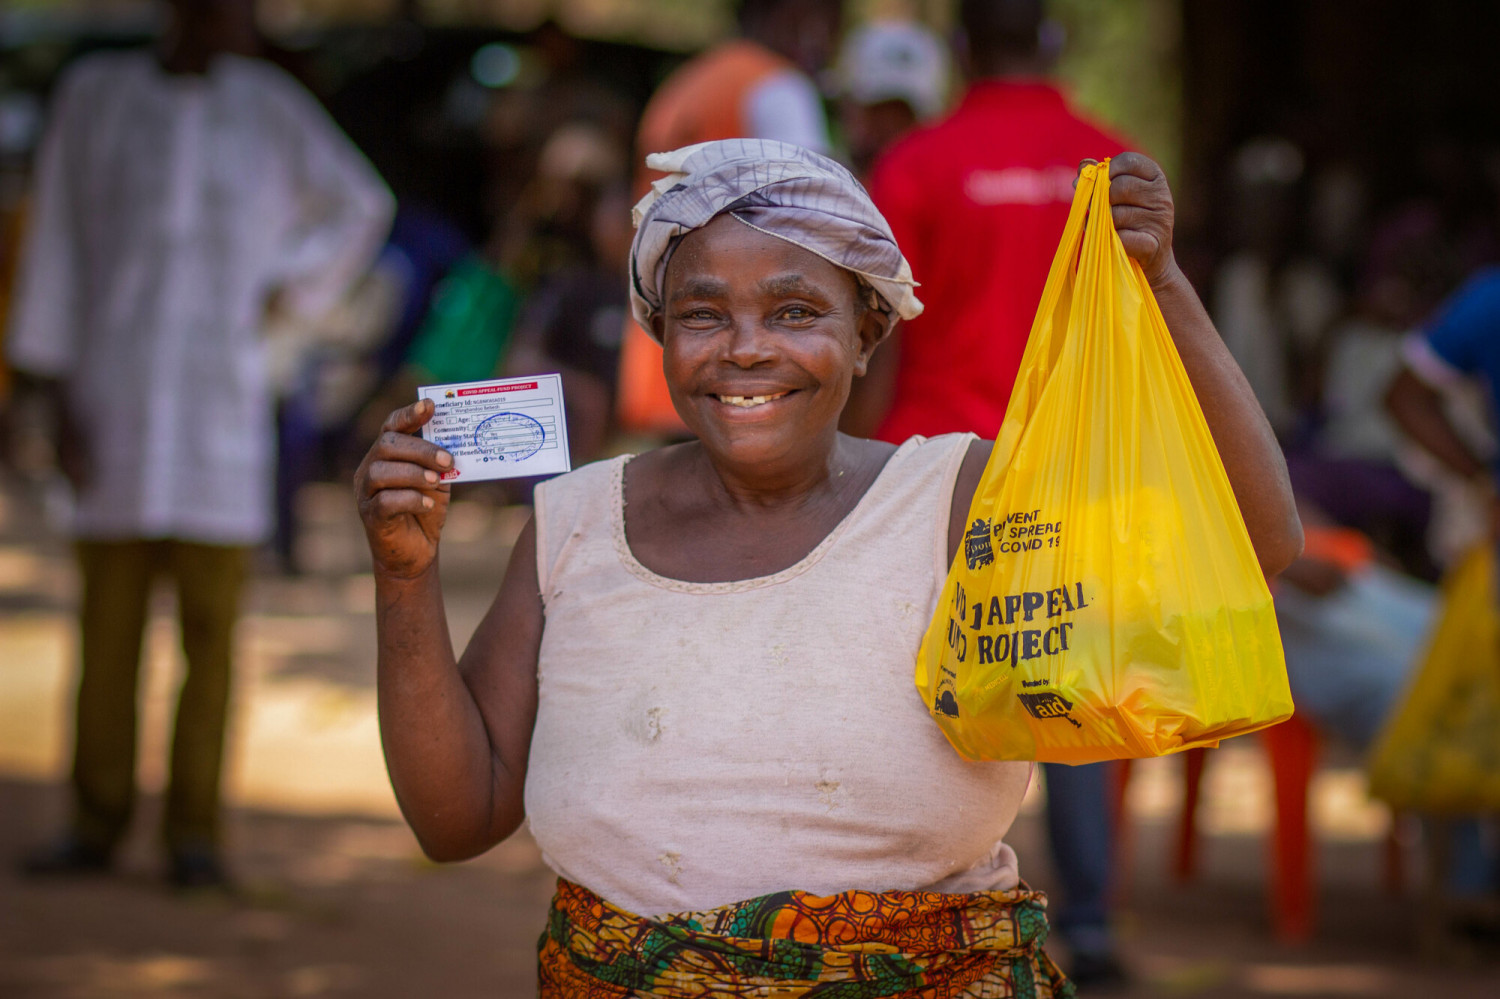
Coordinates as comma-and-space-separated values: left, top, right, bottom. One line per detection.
915, 160, 1293, 763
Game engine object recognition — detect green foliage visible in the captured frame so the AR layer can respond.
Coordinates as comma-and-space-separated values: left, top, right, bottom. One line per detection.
1048, 0, 1182, 179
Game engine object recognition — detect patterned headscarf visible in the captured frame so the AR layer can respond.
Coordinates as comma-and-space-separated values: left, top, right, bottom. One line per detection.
629, 139, 923, 343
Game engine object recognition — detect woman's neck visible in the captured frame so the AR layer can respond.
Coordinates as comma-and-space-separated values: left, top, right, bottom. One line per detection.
690, 432, 872, 514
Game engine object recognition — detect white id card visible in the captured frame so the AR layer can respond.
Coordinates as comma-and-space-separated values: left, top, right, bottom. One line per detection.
418, 375, 572, 482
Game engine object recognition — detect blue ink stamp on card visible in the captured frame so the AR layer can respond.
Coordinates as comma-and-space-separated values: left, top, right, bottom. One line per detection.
474, 411, 545, 462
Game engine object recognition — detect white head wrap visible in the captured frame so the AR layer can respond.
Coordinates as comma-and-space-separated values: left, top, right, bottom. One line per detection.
629, 139, 923, 343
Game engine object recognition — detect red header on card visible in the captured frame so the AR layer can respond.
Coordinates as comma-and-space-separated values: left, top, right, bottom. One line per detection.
457, 381, 538, 397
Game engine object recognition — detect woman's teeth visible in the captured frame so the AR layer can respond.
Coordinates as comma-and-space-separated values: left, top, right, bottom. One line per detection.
717, 392, 789, 408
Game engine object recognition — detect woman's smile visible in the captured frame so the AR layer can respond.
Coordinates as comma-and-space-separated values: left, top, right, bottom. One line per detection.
713, 390, 792, 408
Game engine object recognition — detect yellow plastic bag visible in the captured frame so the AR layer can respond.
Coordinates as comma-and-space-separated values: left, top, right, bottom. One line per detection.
915, 159, 1292, 763
1367, 546, 1500, 813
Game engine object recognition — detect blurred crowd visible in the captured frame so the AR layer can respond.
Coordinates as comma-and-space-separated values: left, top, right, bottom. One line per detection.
3, 0, 1500, 981
3, 11, 1496, 558
0, 3, 968, 567
1206, 129, 1500, 948
1211, 135, 1500, 580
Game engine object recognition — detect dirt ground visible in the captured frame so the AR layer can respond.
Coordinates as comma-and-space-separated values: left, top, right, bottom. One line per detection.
6, 777, 1500, 998
2, 478, 1499, 997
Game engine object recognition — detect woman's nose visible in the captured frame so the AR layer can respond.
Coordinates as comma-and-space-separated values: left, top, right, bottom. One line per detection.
723, 315, 777, 367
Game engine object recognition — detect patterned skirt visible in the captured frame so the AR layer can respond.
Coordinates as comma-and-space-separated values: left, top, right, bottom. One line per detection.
537, 878, 1075, 998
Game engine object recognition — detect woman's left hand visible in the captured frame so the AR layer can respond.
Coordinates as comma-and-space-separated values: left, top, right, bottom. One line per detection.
1094, 152, 1180, 290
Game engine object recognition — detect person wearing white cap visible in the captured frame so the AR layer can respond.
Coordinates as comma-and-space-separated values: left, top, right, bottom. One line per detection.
835, 20, 952, 178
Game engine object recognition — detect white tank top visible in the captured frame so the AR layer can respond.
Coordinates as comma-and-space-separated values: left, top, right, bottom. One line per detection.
525, 434, 1031, 917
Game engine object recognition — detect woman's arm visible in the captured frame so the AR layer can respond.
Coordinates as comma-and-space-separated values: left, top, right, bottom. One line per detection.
1386, 367, 1500, 537
356, 400, 541, 861
1107, 153, 1303, 576
1385, 367, 1489, 480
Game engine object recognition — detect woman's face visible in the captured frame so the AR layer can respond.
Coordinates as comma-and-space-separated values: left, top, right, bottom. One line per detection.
653, 215, 884, 465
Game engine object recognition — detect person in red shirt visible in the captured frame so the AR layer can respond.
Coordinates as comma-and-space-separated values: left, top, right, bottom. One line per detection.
845, 2, 1129, 988
843, 0, 1126, 444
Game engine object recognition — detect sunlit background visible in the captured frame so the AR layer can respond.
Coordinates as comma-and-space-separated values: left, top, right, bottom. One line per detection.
3, 1, 1500, 996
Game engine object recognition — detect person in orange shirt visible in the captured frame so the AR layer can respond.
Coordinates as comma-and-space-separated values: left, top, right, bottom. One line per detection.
635, 0, 841, 186
619, 0, 843, 437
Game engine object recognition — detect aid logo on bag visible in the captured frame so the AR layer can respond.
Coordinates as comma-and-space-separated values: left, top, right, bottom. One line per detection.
1017, 691, 1077, 723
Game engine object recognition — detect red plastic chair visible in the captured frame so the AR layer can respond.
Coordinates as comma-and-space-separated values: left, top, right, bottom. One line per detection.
1260, 714, 1322, 942
1113, 714, 1402, 945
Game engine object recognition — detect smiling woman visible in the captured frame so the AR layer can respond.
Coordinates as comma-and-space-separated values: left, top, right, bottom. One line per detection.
633, 212, 893, 582
353, 139, 1299, 997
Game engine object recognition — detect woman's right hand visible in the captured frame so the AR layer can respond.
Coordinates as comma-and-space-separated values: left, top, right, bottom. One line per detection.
354, 399, 453, 579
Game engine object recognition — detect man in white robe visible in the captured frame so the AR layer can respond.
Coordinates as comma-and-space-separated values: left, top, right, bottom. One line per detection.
7, 0, 393, 886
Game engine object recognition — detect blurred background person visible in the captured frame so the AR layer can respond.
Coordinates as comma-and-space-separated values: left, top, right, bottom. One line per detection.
504, 180, 634, 470
634, 0, 840, 177
1275, 502, 1436, 753
833, 19, 951, 180
7, 0, 392, 888
843, 0, 1128, 986
1208, 137, 1308, 441
1387, 264, 1500, 566
842, 0, 1123, 445
355, 121, 627, 471
1289, 202, 1458, 581
617, 0, 844, 441
1269, 502, 1500, 943
1383, 265, 1500, 921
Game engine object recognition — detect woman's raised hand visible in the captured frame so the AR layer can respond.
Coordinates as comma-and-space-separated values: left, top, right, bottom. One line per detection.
1104, 152, 1180, 291
354, 399, 453, 579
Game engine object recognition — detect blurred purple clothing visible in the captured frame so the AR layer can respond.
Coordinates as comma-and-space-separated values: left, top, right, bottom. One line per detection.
1285, 454, 1433, 532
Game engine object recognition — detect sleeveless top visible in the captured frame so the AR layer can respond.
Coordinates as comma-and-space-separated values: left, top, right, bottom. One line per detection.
525, 434, 1032, 917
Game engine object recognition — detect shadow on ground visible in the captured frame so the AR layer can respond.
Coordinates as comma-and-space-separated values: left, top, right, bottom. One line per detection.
4, 775, 1499, 998
0, 779, 554, 998
3, 480, 1498, 997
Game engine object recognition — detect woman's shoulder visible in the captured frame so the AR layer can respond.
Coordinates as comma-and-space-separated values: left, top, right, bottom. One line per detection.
866, 434, 992, 563
535, 443, 700, 523
833, 433, 981, 511
888, 432, 983, 471
536, 452, 631, 507
852, 433, 981, 521
532, 454, 635, 580
900, 431, 979, 451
